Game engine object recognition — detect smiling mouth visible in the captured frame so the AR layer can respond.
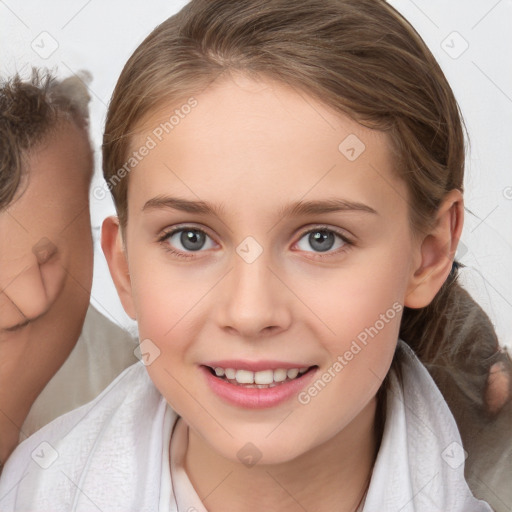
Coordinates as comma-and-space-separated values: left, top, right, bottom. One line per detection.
204, 365, 318, 388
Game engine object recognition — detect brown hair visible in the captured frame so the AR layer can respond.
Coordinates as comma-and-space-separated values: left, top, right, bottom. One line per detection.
102, 0, 510, 440
0, 68, 92, 210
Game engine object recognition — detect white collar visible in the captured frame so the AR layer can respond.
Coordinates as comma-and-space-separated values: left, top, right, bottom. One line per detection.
362, 339, 491, 511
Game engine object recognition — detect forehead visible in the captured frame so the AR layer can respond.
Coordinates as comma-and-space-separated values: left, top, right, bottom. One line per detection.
127, 75, 408, 221
4, 121, 92, 210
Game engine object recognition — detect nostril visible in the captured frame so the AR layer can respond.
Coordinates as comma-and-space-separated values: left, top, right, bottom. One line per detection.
0, 261, 50, 326
0, 292, 26, 330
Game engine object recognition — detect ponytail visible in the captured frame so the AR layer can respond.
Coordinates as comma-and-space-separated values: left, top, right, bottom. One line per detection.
399, 260, 512, 417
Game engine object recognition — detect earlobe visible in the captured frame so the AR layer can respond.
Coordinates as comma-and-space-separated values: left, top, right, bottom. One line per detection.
405, 189, 464, 309
100, 216, 136, 319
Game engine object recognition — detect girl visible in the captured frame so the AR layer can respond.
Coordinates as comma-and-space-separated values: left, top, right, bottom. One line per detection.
0, 0, 508, 510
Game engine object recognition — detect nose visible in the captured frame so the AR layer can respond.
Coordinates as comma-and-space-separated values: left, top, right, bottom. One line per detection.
0, 238, 64, 330
215, 249, 292, 339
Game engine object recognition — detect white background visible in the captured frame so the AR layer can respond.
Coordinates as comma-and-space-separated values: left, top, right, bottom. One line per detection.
1, 0, 511, 347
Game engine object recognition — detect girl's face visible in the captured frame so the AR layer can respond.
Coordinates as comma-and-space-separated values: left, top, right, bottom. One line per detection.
116, 75, 421, 464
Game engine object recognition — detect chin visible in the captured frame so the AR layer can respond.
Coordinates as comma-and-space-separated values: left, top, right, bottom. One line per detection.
213, 430, 314, 468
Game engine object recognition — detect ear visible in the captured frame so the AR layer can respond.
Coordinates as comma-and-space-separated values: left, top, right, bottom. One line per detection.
101, 216, 136, 319
405, 189, 464, 309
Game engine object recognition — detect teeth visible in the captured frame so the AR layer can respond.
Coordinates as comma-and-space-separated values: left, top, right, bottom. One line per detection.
225, 368, 236, 379
287, 368, 299, 379
273, 369, 287, 382
210, 365, 311, 385
254, 370, 274, 385
236, 369, 254, 384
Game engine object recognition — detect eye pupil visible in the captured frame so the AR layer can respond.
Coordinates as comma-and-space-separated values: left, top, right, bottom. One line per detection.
309, 230, 335, 252
181, 230, 205, 251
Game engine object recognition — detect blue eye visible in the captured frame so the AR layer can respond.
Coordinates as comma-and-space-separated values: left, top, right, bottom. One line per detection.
295, 227, 352, 256
158, 225, 353, 260
159, 227, 215, 258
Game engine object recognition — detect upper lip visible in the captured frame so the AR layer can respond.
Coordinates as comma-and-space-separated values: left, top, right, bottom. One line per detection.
202, 360, 314, 372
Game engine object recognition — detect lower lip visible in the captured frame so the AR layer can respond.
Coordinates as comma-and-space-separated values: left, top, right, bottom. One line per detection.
200, 365, 318, 409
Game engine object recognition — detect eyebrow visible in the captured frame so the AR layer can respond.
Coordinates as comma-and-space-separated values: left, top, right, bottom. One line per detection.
142, 195, 378, 218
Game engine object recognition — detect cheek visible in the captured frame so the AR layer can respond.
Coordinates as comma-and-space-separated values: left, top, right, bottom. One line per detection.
291, 269, 404, 440
128, 250, 211, 352
291, 245, 408, 399
296, 257, 405, 342
128, 259, 201, 412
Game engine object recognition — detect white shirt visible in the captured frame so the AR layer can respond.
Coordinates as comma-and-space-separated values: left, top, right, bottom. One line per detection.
0, 339, 493, 511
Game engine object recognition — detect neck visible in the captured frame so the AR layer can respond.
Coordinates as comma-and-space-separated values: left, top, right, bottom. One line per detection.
184, 395, 383, 512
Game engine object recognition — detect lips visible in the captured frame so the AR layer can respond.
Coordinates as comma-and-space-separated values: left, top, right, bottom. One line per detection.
201, 363, 319, 408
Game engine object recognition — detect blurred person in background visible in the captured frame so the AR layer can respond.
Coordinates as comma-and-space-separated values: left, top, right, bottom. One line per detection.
0, 69, 137, 471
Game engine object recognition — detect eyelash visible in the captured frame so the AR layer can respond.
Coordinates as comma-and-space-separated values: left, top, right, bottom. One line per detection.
157, 225, 354, 260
